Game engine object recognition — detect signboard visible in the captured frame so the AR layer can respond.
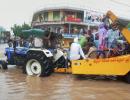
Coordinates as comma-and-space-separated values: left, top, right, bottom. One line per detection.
63, 34, 81, 39
85, 11, 103, 24
66, 16, 81, 22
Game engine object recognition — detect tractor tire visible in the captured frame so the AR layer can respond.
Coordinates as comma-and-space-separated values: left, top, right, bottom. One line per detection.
54, 56, 66, 68
125, 72, 130, 84
25, 51, 53, 77
0, 61, 8, 70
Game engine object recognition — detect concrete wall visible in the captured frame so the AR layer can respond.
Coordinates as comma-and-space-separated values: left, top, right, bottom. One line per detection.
48, 11, 53, 21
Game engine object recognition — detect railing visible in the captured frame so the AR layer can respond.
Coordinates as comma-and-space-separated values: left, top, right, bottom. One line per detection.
32, 20, 102, 26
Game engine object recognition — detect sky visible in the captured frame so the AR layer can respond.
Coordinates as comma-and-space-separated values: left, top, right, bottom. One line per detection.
0, 0, 130, 31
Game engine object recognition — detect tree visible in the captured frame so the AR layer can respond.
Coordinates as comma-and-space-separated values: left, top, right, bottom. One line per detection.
127, 23, 130, 30
11, 23, 31, 37
0, 26, 6, 43
11, 24, 21, 36
22, 23, 31, 30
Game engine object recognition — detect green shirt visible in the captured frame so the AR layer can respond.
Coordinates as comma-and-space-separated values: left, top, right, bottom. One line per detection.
79, 35, 87, 48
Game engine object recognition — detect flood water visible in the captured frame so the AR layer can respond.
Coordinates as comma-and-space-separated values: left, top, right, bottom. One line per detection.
0, 68, 130, 100
0, 44, 130, 100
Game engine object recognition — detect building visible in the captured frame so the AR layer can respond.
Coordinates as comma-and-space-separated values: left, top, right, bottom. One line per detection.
32, 7, 103, 48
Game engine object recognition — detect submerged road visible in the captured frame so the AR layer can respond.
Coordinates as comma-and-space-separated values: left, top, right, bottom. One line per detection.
0, 44, 130, 100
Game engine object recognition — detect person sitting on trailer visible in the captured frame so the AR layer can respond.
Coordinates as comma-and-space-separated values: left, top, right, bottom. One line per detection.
69, 37, 86, 60
107, 23, 120, 48
83, 42, 97, 58
79, 32, 88, 48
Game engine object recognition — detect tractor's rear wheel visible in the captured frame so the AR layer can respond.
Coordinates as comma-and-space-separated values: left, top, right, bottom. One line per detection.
26, 59, 43, 76
25, 51, 53, 77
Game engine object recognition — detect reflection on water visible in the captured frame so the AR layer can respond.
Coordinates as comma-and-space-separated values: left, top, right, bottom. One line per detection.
0, 67, 130, 100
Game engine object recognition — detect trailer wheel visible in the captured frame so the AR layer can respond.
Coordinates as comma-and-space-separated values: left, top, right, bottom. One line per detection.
25, 51, 53, 77
0, 61, 8, 70
125, 72, 130, 84
117, 76, 125, 81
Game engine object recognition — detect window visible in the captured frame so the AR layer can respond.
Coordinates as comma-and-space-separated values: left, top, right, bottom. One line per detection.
44, 12, 48, 21
77, 12, 83, 21
53, 11, 60, 21
39, 14, 43, 22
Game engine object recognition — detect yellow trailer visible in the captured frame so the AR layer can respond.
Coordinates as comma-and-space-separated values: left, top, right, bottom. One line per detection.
71, 11, 130, 83
54, 11, 130, 83
72, 55, 130, 75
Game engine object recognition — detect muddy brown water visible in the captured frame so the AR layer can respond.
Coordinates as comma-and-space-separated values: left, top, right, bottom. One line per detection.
0, 44, 130, 100
0, 67, 130, 100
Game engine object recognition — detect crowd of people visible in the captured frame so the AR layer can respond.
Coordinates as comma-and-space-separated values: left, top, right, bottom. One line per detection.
7, 18, 127, 61
69, 21, 126, 60
7, 28, 63, 50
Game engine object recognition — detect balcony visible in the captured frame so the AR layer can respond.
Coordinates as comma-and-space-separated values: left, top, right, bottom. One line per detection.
32, 20, 101, 27
32, 15, 102, 26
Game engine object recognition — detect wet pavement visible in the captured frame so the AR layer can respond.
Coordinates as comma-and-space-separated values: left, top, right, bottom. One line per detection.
0, 44, 130, 100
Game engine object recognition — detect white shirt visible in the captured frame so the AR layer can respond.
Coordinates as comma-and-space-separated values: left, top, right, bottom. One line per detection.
34, 37, 43, 47
69, 42, 86, 60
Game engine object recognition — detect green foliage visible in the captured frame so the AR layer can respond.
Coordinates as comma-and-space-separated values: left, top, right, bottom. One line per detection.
11, 23, 31, 37
0, 26, 6, 38
127, 23, 130, 30
22, 23, 31, 30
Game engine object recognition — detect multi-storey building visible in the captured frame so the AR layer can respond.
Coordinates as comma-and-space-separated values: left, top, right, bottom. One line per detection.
32, 7, 103, 47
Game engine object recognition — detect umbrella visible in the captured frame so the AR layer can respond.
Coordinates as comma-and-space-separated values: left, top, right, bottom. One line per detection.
22, 28, 45, 38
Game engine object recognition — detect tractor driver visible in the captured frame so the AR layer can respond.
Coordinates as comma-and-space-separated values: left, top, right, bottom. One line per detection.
42, 29, 52, 48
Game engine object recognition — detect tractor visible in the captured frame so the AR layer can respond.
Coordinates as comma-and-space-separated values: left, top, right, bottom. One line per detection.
2, 29, 67, 76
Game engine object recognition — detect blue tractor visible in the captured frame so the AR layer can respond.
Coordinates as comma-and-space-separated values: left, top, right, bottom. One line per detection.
2, 29, 66, 76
